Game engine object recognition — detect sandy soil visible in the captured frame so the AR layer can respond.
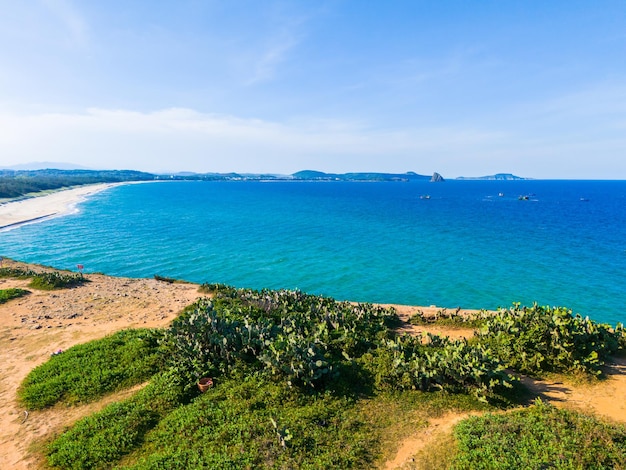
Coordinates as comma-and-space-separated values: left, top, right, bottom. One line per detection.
0, 183, 123, 231
0, 259, 201, 469
384, 412, 476, 470
2, 259, 626, 469
383, 309, 626, 470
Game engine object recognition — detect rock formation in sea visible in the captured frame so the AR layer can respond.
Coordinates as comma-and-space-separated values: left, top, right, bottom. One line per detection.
430, 172, 445, 182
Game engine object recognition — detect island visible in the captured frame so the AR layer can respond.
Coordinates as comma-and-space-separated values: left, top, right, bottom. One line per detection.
455, 173, 528, 180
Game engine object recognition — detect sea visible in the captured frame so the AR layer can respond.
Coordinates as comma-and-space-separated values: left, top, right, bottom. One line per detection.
1, 180, 625, 325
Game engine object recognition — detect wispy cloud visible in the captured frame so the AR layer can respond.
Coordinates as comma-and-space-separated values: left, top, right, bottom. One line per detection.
246, 34, 300, 85
242, 6, 313, 85
40, 0, 88, 47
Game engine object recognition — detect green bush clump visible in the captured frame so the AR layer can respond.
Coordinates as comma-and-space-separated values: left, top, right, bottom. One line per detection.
0, 266, 88, 290
361, 334, 514, 400
163, 287, 397, 389
163, 287, 521, 400
452, 400, 626, 469
28, 271, 88, 290
19, 329, 164, 409
476, 303, 624, 375
164, 287, 515, 399
409, 308, 491, 329
0, 287, 29, 303
0, 266, 32, 279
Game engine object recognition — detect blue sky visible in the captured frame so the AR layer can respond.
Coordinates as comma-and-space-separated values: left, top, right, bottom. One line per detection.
0, 1, 625, 178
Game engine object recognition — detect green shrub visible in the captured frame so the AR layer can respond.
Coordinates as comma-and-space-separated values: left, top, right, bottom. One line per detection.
360, 334, 515, 400
452, 400, 626, 469
0, 287, 29, 303
0, 266, 88, 290
19, 329, 164, 409
0, 267, 31, 279
28, 271, 88, 290
163, 288, 397, 389
476, 303, 624, 376
409, 308, 491, 329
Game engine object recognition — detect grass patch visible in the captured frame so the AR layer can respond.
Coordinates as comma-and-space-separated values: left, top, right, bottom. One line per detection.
451, 400, 626, 469
18, 329, 164, 409
0, 266, 88, 290
409, 430, 459, 470
47, 370, 187, 470
0, 287, 29, 303
25, 286, 626, 469
49, 371, 492, 470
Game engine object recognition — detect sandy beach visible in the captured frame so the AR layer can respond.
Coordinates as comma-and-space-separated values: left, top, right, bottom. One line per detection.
0, 183, 122, 231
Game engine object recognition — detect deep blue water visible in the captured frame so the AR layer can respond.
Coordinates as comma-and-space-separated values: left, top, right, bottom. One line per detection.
1, 180, 625, 324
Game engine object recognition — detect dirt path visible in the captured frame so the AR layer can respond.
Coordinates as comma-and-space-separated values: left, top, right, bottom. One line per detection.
383, 412, 476, 470
3, 261, 626, 469
520, 357, 626, 421
0, 260, 201, 469
383, 310, 626, 470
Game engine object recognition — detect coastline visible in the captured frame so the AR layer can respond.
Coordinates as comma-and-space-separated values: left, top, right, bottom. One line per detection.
1, 258, 626, 468
0, 183, 124, 231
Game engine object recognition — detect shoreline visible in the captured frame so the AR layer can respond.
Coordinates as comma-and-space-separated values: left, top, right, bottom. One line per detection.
2, 258, 626, 468
0, 183, 126, 231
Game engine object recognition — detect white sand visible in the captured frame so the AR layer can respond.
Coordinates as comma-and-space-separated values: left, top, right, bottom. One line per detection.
0, 183, 121, 230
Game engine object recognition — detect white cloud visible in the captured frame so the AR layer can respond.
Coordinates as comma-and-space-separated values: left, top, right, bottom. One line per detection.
0, 107, 506, 175
2, 79, 626, 179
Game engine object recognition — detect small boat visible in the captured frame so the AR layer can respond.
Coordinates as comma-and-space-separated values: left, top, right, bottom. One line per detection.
518, 195, 529, 200
420, 195, 431, 200
498, 192, 504, 197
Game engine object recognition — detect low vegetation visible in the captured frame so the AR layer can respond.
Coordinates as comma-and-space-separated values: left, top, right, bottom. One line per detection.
476, 303, 624, 376
18, 329, 163, 409
17, 285, 626, 469
409, 307, 491, 329
0, 266, 88, 290
451, 400, 626, 469
0, 287, 29, 304
0, 169, 154, 199
412, 302, 624, 377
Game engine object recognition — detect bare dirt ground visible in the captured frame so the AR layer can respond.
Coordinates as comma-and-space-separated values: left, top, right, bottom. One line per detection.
0, 260, 201, 469
2, 260, 626, 469
384, 305, 626, 469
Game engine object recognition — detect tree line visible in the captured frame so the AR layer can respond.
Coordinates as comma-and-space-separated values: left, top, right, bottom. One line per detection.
0, 169, 155, 199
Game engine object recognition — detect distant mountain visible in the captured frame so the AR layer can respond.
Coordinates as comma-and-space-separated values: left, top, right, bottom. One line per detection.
291, 170, 432, 182
1, 167, 449, 200
456, 173, 528, 181
1, 161, 92, 171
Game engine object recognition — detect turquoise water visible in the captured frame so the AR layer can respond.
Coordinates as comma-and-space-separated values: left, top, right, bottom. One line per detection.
1, 180, 625, 324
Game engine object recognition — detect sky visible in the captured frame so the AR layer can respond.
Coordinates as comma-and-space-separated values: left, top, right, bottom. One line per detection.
0, 1, 625, 178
